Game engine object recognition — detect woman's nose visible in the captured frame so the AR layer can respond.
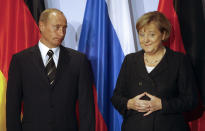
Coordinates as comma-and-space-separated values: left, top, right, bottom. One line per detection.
144, 36, 149, 43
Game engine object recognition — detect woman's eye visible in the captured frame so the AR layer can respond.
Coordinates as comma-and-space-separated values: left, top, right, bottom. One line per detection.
139, 33, 145, 37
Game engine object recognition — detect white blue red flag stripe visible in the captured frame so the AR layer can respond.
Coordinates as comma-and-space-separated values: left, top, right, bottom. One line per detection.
78, 0, 136, 130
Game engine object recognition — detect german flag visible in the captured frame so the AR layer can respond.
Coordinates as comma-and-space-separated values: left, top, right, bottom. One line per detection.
0, 0, 44, 130
173, 0, 205, 131
158, 0, 205, 104
157, 0, 186, 53
174, 0, 205, 104
158, 0, 205, 131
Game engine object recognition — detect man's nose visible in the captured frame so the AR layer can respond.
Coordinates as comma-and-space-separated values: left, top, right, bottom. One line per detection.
58, 28, 65, 37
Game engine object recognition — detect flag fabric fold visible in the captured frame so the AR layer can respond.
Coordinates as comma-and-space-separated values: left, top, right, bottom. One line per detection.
0, 71, 7, 131
158, 0, 185, 53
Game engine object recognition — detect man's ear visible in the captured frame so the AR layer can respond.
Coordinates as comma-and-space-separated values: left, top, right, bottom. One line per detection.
39, 21, 44, 32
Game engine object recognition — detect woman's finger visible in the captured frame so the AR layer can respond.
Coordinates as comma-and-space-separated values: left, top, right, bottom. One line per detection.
143, 110, 152, 116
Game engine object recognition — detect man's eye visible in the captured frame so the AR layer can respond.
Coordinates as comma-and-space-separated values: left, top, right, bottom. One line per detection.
54, 26, 60, 29
63, 27, 67, 31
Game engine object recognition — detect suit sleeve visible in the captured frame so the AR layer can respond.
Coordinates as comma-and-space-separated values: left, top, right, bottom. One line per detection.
161, 55, 198, 114
78, 55, 95, 131
6, 55, 22, 131
111, 56, 129, 116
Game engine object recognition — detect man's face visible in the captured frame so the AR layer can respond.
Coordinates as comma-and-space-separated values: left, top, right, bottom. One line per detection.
39, 12, 67, 48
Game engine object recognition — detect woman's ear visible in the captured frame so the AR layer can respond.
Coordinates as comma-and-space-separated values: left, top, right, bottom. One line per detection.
162, 31, 166, 41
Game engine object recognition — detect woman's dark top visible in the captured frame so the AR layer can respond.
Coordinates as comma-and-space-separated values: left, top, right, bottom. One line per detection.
111, 47, 198, 131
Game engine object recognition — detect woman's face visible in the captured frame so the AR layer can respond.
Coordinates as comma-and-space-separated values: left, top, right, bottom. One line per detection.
138, 22, 165, 55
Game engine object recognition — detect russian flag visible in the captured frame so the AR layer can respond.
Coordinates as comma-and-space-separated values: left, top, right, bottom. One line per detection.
78, 0, 136, 130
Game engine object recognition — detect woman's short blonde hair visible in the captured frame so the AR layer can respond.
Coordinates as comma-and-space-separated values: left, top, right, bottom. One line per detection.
136, 11, 171, 42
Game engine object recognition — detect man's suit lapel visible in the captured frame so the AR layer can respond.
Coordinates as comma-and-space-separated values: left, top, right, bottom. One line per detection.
30, 45, 71, 87
55, 45, 70, 85
30, 45, 49, 84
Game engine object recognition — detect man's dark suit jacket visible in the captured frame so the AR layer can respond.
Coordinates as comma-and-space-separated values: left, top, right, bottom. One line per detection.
6, 45, 95, 131
111, 47, 198, 131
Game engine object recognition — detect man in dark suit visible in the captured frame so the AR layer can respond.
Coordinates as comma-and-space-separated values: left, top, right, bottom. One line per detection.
6, 8, 95, 131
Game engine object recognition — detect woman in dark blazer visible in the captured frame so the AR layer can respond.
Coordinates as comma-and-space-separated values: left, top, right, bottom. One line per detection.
111, 11, 198, 131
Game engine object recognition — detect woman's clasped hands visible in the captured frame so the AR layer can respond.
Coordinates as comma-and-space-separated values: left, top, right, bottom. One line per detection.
127, 92, 162, 116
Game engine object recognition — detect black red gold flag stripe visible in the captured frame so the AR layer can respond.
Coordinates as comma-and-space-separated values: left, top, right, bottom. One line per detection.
174, 0, 205, 105
173, 0, 205, 131
0, 0, 44, 130
158, 0, 205, 130
24, 0, 45, 24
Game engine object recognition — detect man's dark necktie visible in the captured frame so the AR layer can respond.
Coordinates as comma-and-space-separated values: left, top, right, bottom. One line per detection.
45, 50, 56, 86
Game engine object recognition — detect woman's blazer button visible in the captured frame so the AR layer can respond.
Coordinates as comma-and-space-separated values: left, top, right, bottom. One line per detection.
138, 82, 142, 86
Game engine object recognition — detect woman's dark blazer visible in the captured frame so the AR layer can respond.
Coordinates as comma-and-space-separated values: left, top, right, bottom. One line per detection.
111, 47, 198, 131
